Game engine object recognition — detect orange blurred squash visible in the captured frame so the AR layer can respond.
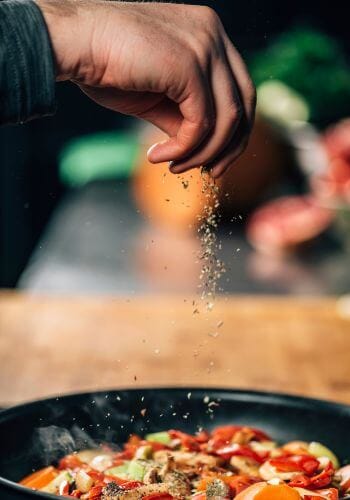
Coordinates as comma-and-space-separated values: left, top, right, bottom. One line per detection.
132, 117, 289, 232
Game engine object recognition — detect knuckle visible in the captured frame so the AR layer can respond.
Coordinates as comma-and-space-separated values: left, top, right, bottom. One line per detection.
199, 5, 220, 26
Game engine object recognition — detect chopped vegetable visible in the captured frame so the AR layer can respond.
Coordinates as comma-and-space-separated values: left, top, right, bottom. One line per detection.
18, 425, 343, 499
126, 459, 147, 481
20, 466, 58, 489
105, 463, 130, 478
308, 442, 339, 469
145, 432, 171, 445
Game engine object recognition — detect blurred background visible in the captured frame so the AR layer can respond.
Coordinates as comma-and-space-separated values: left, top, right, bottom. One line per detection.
1, 0, 350, 296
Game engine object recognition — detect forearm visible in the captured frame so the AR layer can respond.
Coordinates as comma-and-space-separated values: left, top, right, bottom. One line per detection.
0, 0, 56, 125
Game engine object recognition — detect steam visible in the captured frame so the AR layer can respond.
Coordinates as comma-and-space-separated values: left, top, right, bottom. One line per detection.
34, 425, 98, 466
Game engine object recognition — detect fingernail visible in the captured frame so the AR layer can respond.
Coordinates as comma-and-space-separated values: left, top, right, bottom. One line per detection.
210, 166, 222, 179
147, 143, 159, 159
169, 164, 186, 174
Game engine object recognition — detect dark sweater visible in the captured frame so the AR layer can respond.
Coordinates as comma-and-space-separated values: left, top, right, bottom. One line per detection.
0, 0, 55, 125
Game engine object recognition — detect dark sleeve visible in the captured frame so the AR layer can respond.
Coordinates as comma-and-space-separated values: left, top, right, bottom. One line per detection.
0, 0, 56, 125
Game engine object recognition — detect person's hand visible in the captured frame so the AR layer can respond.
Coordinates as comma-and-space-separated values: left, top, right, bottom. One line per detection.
36, 0, 256, 178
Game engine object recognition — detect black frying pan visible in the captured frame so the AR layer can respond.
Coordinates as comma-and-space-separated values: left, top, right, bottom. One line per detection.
0, 388, 350, 499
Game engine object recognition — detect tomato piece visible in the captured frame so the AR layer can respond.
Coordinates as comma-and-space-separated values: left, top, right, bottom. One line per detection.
59, 454, 84, 471
142, 494, 173, 500
270, 455, 319, 474
20, 466, 58, 489
215, 444, 266, 463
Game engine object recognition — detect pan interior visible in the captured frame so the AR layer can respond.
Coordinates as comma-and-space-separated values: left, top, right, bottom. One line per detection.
0, 388, 349, 484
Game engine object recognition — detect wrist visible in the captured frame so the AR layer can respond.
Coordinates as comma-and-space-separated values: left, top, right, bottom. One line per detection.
35, 0, 83, 81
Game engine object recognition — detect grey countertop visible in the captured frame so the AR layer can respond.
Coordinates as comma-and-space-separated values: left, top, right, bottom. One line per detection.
19, 181, 349, 296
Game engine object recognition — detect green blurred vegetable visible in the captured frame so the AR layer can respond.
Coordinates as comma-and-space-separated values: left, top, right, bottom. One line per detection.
250, 28, 350, 125
59, 131, 139, 187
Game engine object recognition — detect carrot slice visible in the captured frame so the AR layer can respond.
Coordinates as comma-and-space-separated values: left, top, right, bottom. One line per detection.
20, 466, 58, 489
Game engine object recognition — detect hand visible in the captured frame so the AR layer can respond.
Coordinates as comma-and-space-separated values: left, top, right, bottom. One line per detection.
37, 0, 256, 178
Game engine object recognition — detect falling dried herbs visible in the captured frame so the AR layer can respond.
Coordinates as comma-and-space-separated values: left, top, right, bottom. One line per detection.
197, 167, 226, 312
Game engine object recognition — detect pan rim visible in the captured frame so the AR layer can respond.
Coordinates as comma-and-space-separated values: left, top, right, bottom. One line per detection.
0, 387, 349, 499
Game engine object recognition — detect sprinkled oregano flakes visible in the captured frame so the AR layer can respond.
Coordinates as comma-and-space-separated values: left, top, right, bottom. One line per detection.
197, 167, 226, 311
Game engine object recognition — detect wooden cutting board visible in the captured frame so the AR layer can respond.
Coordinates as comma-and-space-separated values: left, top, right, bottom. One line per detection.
0, 292, 349, 406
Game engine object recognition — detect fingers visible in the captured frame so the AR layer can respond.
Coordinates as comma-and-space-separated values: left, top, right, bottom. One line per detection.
138, 97, 183, 138
224, 35, 256, 126
168, 59, 243, 174
151, 33, 255, 177
147, 66, 215, 164
204, 38, 256, 179
210, 130, 249, 178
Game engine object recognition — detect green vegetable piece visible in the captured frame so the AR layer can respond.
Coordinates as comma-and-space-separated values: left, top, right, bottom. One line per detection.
145, 431, 171, 445
105, 462, 130, 478
127, 460, 147, 481
308, 441, 339, 468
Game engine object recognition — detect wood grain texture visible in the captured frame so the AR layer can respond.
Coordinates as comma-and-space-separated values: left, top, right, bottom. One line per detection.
0, 292, 349, 406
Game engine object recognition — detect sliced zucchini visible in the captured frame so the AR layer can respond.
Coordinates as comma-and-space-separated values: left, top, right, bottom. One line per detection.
106, 462, 130, 479
145, 431, 171, 445
308, 442, 339, 468
127, 460, 147, 481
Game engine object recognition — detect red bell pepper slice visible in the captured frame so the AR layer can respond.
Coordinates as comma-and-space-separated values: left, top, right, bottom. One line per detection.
303, 488, 338, 500
207, 425, 271, 451
122, 481, 144, 490
289, 462, 334, 490
168, 430, 201, 451
225, 474, 261, 495
88, 485, 103, 499
270, 455, 319, 475
215, 443, 267, 463
142, 494, 173, 500
211, 425, 270, 442
58, 454, 84, 471
69, 490, 82, 498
